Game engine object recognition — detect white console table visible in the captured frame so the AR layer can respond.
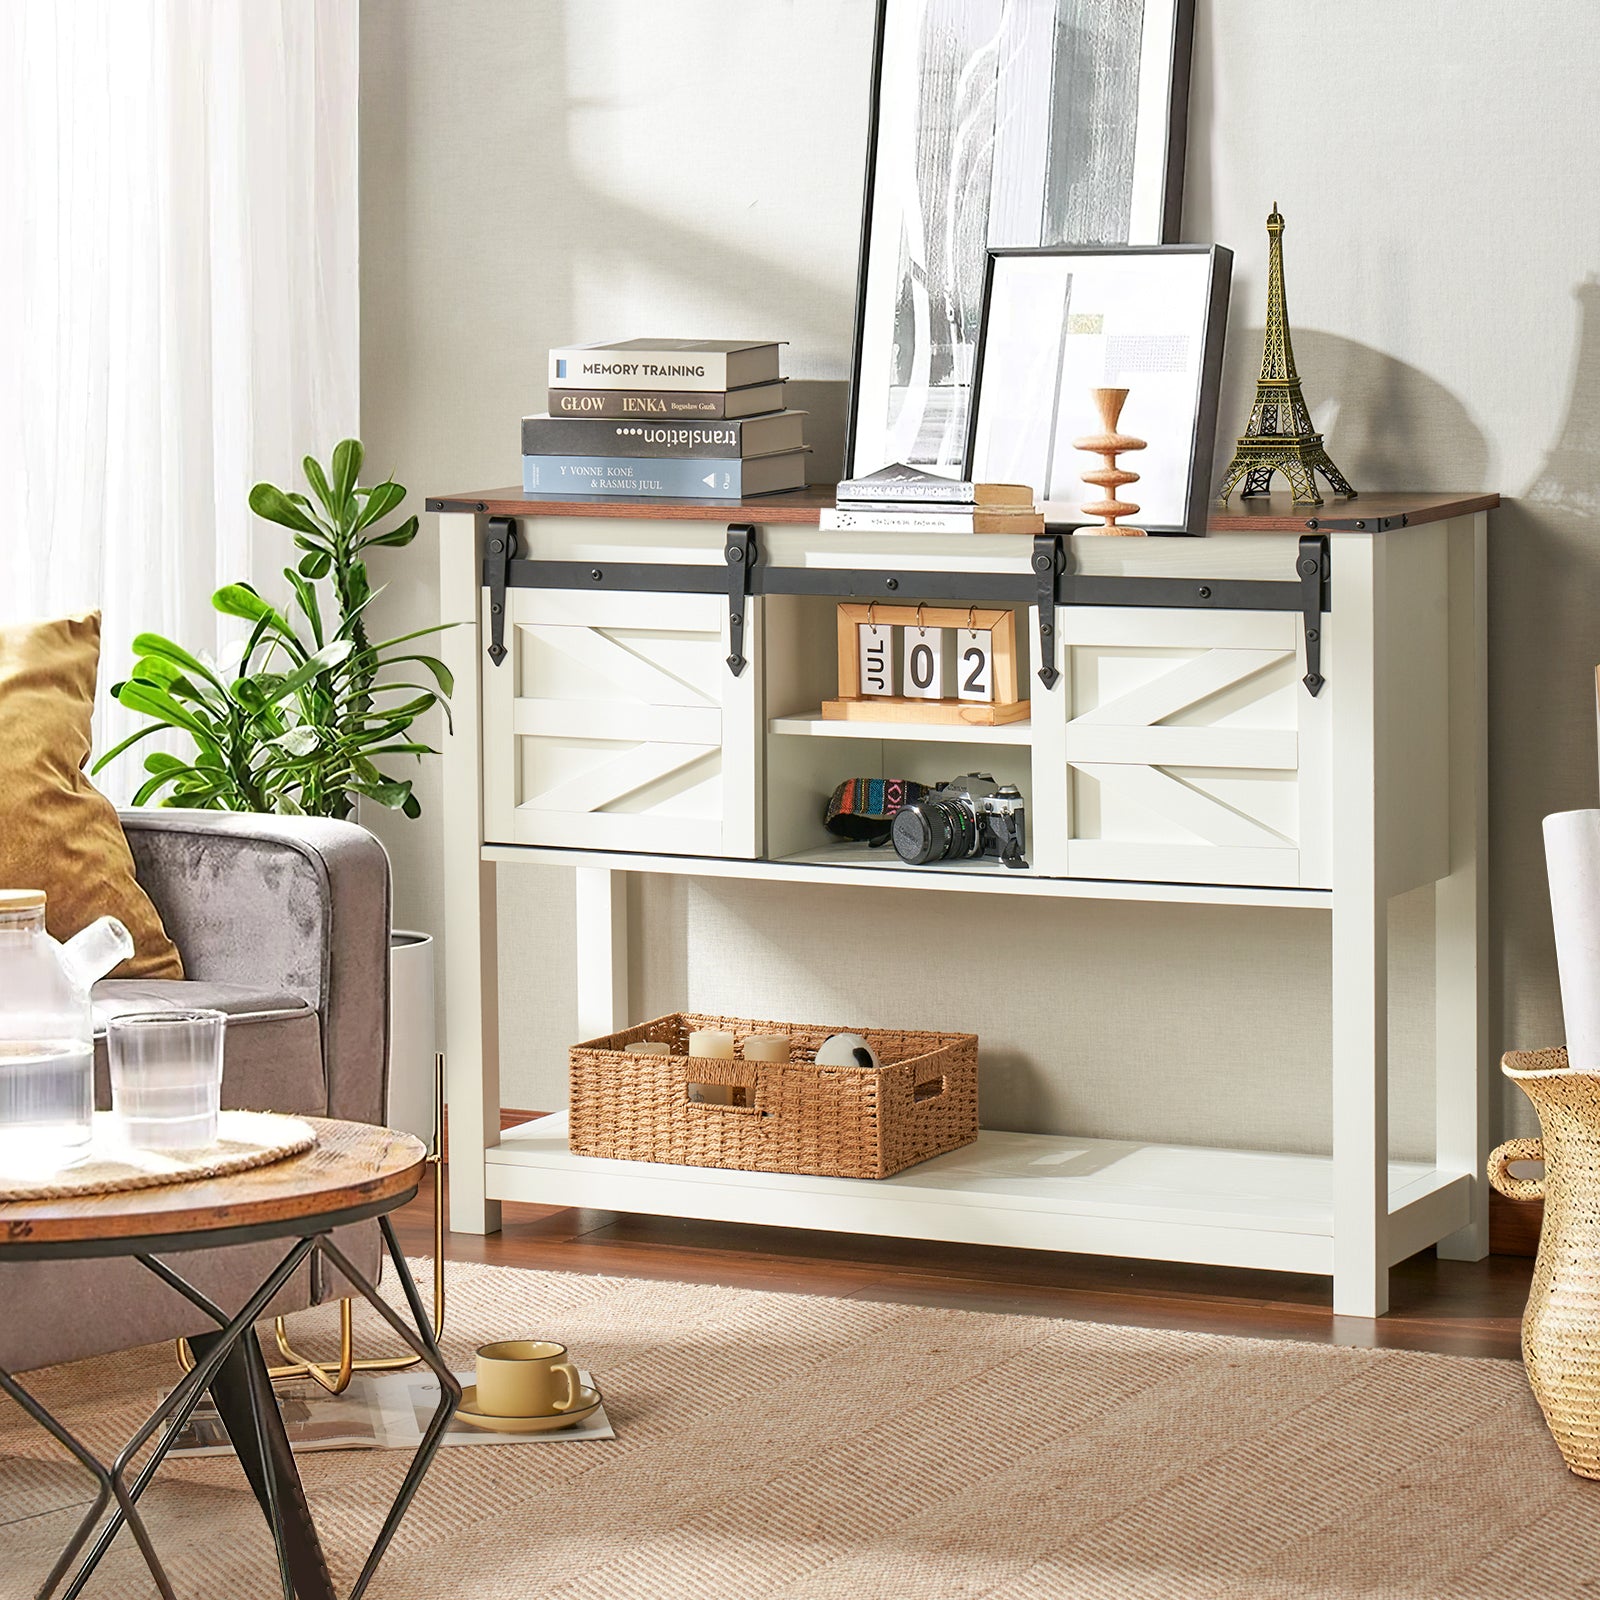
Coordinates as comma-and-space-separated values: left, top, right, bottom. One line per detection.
430, 485, 1496, 1317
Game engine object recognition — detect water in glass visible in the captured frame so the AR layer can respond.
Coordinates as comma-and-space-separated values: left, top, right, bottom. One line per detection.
0, 890, 133, 1173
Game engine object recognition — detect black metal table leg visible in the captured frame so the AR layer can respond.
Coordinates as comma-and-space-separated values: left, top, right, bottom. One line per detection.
188, 1328, 334, 1600
0, 1368, 113, 1600
9, 1235, 318, 1600
317, 1219, 461, 1600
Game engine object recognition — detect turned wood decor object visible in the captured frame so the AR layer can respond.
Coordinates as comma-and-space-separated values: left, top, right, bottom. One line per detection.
1073, 386, 1147, 536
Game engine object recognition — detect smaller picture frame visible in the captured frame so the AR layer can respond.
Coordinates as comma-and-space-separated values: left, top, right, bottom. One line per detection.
966, 244, 1232, 534
825, 604, 1027, 726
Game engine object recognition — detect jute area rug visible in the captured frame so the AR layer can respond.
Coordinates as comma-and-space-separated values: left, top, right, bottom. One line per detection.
0, 1260, 1590, 1599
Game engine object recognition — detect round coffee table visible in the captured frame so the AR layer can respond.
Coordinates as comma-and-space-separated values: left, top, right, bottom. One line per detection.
0, 1118, 459, 1600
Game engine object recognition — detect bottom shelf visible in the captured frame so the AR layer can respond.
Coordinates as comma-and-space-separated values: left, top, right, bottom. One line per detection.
485, 1114, 1472, 1279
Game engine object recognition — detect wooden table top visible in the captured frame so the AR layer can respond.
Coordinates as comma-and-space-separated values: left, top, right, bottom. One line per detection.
0, 1119, 425, 1250
426, 485, 1498, 534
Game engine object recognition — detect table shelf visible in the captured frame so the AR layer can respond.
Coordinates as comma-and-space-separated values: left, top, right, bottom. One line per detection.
769, 711, 1034, 745
488, 1113, 1472, 1277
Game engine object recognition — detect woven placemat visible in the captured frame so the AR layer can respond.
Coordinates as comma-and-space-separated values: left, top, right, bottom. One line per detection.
0, 1110, 316, 1201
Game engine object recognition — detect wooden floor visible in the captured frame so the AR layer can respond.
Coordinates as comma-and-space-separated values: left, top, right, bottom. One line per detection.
394, 1168, 1532, 1361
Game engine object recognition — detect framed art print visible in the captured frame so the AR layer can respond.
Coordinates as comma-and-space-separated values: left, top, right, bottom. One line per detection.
967, 244, 1231, 534
844, 0, 1195, 481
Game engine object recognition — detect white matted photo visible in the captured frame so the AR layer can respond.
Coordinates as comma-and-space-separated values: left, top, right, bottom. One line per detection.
967, 245, 1231, 533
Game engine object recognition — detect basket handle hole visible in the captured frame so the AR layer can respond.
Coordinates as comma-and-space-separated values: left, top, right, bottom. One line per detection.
914, 1076, 947, 1104
686, 1084, 749, 1108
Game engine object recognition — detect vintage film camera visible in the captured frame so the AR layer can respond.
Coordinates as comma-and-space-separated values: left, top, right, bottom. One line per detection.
890, 773, 1027, 870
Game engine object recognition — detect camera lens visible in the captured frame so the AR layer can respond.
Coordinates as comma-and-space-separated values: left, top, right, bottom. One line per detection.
891, 796, 981, 864
891, 803, 945, 865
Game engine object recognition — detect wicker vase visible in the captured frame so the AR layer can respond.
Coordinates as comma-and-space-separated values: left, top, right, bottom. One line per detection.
1489, 1048, 1600, 1478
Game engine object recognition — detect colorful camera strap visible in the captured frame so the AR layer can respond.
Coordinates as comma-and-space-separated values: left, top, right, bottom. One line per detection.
823, 777, 928, 844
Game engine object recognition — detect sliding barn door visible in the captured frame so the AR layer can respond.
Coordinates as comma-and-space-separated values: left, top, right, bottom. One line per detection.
1056, 608, 1331, 888
482, 588, 759, 857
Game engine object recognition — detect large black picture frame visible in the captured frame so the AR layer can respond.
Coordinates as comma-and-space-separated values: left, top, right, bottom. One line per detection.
843, 0, 1196, 483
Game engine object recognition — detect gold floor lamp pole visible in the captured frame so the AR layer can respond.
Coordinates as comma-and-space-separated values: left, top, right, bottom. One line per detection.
178, 1054, 447, 1394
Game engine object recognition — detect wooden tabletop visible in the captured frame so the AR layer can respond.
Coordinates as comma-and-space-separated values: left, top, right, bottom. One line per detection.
0, 1119, 425, 1250
426, 485, 1498, 533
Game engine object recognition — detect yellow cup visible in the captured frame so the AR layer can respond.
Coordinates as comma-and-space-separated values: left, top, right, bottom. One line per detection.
474, 1340, 583, 1417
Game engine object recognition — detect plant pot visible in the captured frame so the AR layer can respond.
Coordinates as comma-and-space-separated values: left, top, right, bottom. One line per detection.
388, 930, 437, 1143
1489, 1047, 1600, 1479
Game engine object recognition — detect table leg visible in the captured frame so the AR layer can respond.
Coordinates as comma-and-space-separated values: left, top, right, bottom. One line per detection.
316, 1218, 461, 1600
10, 1236, 317, 1600
188, 1328, 334, 1600
0, 1367, 112, 1600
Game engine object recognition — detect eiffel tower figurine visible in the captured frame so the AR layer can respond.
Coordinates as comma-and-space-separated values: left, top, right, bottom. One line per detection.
1217, 205, 1356, 506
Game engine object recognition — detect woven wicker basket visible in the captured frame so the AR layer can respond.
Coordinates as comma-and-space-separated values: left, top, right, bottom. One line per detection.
569, 1012, 978, 1179
1489, 1047, 1600, 1479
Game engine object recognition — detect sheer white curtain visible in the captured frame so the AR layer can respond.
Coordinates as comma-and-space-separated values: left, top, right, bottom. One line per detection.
0, 0, 358, 799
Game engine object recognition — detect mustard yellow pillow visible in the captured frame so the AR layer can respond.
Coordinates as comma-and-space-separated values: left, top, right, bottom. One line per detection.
0, 613, 182, 979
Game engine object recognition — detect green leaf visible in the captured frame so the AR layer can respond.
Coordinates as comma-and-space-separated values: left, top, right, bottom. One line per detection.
378, 653, 453, 695
352, 774, 414, 811
359, 514, 419, 551
372, 621, 456, 652
331, 439, 363, 507
302, 454, 336, 519
249, 482, 322, 536
132, 769, 187, 805
129, 633, 226, 691
89, 719, 168, 775
354, 481, 405, 530
114, 681, 213, 741
284, 567, 325, 647
298, 550, 332, 579
273, 726, 321, 757
278, 639, 354, 697
213, 583, 278, 626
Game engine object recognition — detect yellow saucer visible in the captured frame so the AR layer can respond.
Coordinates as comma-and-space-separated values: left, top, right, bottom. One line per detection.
454, 1384, 604, 1434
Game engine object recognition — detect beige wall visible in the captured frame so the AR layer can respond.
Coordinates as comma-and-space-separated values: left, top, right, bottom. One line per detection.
361, 0, 1600, 1154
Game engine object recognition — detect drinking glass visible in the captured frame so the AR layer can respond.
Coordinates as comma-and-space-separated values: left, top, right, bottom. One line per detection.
107, 1009, 226, 1151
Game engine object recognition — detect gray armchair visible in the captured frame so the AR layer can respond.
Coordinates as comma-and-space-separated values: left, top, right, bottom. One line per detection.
1, 812, 391, 1374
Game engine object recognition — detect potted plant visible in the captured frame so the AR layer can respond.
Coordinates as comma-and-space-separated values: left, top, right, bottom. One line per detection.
94, 439, 448, 1139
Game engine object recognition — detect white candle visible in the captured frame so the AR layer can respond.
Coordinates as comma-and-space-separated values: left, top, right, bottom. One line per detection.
688, 1029, 735, 1059
741, 1034, 791, 1063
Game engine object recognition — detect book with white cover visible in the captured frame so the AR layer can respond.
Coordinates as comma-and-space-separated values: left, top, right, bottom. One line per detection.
822, 506, 1043, 534
549, 339, 784, 393
836, 462, 1033, 506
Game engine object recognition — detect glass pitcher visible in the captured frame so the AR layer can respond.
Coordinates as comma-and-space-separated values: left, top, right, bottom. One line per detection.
0, 888, 133, 1172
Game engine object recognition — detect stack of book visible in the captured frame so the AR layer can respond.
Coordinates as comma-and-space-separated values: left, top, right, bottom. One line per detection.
821, 463, 1044, 535
523, 339, 809, 499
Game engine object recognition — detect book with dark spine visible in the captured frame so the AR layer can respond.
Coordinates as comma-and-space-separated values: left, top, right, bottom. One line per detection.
549, 382, 787, 419
521, 412, 806, 461
522, 451, 809, 499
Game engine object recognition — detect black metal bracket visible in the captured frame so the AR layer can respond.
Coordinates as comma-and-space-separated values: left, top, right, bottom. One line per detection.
484, 517, 517, 666
1032, 534, 1064, 689
725, 523, 757, 676
1304, 512, 1408, 533
1297, 533, 1330, 695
